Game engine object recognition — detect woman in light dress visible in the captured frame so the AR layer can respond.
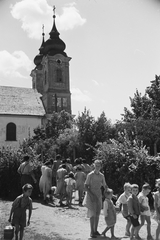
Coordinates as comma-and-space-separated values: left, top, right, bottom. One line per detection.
83, 160, 107, 238
39, 160, 53, 204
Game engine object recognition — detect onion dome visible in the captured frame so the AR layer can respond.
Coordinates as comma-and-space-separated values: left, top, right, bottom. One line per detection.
43, 7, 67, 56
34, 25, 45, 69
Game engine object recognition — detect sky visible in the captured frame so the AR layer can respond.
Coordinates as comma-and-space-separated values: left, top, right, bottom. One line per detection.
1, 0, 160, 122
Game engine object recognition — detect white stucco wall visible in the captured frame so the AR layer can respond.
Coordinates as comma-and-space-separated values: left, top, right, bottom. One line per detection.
0, 114, 43, 148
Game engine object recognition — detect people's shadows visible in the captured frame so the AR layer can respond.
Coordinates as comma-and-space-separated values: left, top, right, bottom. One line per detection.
40, 202, 57, 208
65, 205, 79, 210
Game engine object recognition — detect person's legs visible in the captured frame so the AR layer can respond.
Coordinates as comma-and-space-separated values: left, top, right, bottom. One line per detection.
101, 226, 111, 236
90, 216, 96, 237
79, 190, 83, 204
94, 215, 100, 233
145, 216, 152, 239
69, 192, 72, 206
19, 226, 24, 240
110, 225, 115, 238
140, 215, 145, 229
14, 224, 19, 240
134, 226, 141, 239
130, 226, 135, 240
125, 218, 132, 236
156, 223, 160, 240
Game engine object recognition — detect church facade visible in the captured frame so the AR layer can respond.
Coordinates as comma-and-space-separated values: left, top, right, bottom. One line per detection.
0, 10, 72, 148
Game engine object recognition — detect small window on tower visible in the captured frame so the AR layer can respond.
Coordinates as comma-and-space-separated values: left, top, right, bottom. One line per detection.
57, 98, 61, 107
63, 98, 67, 107
56, 68, 62, 82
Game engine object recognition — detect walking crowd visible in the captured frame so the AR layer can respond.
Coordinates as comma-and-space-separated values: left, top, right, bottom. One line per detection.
7, 155, 160, 240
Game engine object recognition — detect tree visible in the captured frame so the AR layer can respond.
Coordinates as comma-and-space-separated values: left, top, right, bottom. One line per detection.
45, 110, 74, 139
122, 90, 152, 122
94, 111, 115, 143
56, 128, 79, 160
76, 108, 96, 162
146, 75, 160, 119
121, 75, 160, 155
94, 132, 160, 195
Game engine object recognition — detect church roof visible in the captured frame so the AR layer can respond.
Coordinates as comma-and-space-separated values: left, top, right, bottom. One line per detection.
0, 86, 45, 116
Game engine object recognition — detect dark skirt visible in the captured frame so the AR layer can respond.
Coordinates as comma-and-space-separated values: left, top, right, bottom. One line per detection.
21, 174, 32, 187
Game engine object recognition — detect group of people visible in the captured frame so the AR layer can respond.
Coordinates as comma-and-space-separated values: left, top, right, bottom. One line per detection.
115, 181, 160, 240
39, 155, 92, 206
83, 160, 160, 240
7, 156, 160, 240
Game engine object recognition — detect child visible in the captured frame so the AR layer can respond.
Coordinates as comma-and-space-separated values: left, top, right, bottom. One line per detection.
8, 184, 33, 240
127, 184, 141, 240
74, 166, 86, 205
153, 179, 160, 240
46, 186, 57, 204
64, 172, 76, 207
138, 183, 153, 240
101, 188, 118, 239
116, 182, 132, 237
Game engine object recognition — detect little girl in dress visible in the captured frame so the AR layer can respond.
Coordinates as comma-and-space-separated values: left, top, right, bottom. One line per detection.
65, 172, 76, 207
101, 188, 118, 239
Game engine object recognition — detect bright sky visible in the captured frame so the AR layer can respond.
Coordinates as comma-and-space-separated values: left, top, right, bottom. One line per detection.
1, 0, 160, 122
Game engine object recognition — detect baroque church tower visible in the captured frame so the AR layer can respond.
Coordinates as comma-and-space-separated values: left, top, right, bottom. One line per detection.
31, 7, 72, 116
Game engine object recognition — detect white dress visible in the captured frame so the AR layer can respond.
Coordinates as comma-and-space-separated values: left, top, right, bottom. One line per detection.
39, 165, 52, 199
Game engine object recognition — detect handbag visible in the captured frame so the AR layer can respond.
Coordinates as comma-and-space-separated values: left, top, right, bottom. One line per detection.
4, 225, 14, 240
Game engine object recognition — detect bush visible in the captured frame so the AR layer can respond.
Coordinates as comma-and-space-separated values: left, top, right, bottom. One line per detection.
0, 149, 21, 200
0, 147, 42, 200
95, 133, 160, 197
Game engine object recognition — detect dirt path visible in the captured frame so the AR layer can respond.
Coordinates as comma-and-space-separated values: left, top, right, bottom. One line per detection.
0, 196, 158, 240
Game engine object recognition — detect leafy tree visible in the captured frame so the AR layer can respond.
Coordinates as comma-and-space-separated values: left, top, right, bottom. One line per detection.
121, 75, 160, 155
45, 110, 74, 139
76, 108, 96, 162
122, 90, 152, 122
94, 111, 115, 142
56, 128, 79, 161
146, 75, 160, 119
94, 132, 160, 195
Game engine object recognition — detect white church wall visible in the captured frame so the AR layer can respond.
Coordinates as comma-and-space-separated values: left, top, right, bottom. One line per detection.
0, 115, 42, 149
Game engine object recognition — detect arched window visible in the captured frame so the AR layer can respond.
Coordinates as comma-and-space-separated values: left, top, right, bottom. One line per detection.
56, 68, 62, 82
6, 123, 16, 141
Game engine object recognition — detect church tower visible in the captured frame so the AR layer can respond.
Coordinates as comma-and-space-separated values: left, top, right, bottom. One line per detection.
31, 7, 72, 116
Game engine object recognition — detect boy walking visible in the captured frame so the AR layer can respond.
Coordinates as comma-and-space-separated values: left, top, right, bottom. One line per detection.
116, 182, 132, 237
8, 184, 33, 240
127, 184, 141, 240
138, 183, 153, 240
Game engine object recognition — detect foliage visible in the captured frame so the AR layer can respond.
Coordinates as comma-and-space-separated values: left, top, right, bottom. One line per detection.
121, 75, 160, 155
56, 128, 79, 160
94, 111, 115, 142
45, 110, 74, 139
122, 75, 160, 122
95, 132, 160, 194
0, 148, 22, 200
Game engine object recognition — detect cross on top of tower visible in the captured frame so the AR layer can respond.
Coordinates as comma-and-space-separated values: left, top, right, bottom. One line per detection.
53, 5, 56, 18
42, 24, 45, 36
